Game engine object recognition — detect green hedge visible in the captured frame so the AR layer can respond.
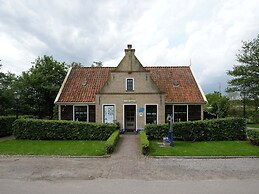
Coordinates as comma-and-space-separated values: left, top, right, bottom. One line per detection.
13, 119, 117, 140
247, 129, 259, 146
145, 118, 246, 141
0, 116, 16, 137
140, 131, 150, 155
105, 130, 120, 154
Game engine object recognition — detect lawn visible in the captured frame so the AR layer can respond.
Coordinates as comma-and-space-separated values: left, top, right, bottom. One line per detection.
0, 140, 106, 156
247, 124, 259, 129
150, 141, 259, 156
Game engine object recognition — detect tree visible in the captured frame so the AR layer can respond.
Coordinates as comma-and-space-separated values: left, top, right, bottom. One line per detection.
205, 92, 230, 118
67, 62, 83, 68
227, 34, 259, 112
0, 63, 17, 115
91, 61, 103, 67
17, 55, 67, 119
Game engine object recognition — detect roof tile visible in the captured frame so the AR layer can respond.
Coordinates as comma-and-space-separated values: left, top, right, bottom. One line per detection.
56, 66, 206, 104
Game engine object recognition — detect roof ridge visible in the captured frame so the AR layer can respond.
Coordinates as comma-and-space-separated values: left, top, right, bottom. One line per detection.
145, 66, 190, 68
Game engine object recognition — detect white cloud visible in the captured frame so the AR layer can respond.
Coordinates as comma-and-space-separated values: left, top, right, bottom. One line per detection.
0, 0, 259, 93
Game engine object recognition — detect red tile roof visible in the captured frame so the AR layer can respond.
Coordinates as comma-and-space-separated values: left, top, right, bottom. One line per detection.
147, 67, 206, 103
55, 66, 206, 104
56, 67, 114, 102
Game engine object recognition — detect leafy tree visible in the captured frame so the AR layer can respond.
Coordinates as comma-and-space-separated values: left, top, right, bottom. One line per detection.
205, 92, 230, 118
227, 34, 259, 112
67, 62, 83, 68
0, 63, 17, 115
91, 61, 103, 67
17, 55, 67, 119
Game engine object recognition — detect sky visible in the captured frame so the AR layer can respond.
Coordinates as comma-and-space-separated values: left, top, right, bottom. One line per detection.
0, 0, 259, 94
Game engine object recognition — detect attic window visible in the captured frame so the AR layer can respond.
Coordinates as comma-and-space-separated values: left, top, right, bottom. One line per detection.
173, 80, 179, 87
82, 80, 88, 86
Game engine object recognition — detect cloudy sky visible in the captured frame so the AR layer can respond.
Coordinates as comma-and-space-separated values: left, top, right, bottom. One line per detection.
0, 0, 259, 94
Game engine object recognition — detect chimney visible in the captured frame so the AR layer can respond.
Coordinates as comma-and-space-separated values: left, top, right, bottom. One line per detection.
125, 44, 135, 53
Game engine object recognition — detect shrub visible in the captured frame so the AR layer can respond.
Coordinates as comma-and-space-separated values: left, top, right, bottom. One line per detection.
13, 119, 117, 140
145, 118, 246, 141
140, 131, 150, 155
0, 116, 16, 137
105, 130, 120, 154
247, 129, 259, 146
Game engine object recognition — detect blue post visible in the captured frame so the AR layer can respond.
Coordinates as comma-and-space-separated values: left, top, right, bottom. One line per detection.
167, 114, 174, 147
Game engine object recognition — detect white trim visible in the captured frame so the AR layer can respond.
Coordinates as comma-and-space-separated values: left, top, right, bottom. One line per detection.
123, 104, 137, 131
190, 66, 208, 103
56, 102, 95, 105
54, 67, 72, 104
125, 78, 134, 91
102, 104, 116, 123
144, 104, 158, 124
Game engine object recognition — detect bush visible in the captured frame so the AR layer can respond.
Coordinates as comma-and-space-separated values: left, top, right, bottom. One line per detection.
0, 116, 16, 137
13, 119, 117, 140
247, 129, 259, 146
140, 131, 150, 155
145, 118, 246, 141
105, 130, 120, 154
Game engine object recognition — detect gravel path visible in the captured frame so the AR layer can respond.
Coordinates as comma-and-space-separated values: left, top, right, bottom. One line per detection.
0, 134, 259, 181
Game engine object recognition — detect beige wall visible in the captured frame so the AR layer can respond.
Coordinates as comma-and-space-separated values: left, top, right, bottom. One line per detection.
97, 70, 165, 129
96, 93, 165, 129
100, 71, 160, 94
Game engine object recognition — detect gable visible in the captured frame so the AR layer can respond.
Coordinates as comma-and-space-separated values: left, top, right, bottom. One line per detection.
114, 44, 147, 72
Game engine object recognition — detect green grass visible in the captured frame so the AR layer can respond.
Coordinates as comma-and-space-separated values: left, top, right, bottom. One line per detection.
247, 124, 259, 129
150, 141, 259, 156
0, 140, 106, 156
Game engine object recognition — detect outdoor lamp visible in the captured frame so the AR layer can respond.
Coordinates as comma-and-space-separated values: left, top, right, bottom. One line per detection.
14, 91, 20, 119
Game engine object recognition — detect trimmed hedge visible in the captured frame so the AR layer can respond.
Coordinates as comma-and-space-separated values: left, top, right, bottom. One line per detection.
13, 119, 117, 140
0, 116, 16, 137
140, 131, 150, 155
105, 130, 120, 154
145, 118, 246, 141
247, 129, 259, 146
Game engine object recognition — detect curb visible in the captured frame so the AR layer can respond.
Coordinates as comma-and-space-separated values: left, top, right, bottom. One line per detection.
150, 156, 259, 159
0, 154, 111, 159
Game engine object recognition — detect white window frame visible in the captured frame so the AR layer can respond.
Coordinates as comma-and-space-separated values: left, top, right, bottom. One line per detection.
125, 78, 134, 91
145, 104, 158, 124
102, 104, 116, 123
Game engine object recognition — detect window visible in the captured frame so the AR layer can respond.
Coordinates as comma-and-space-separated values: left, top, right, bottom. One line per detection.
103, 105, 115, 123
61, 105, 73, 120
188, 105, 201, 121
126, 78, 134, 91
165, 105, 173, 123
146, 105, 157, 124
174, 105, 187, 122
89, 105, 96, 122
74, 106, 87, 121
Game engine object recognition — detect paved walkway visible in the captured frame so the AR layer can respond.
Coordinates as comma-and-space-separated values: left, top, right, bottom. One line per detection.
103, 134, 148, 179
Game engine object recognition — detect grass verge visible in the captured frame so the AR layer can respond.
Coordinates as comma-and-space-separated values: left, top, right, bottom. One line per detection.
0, 140, 106, 156
150, 141, 259, 156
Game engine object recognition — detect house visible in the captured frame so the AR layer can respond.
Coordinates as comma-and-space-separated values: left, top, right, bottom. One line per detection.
54, 45, 207, 131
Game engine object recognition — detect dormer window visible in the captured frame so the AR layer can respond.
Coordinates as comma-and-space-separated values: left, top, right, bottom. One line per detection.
126, 78, 134, 91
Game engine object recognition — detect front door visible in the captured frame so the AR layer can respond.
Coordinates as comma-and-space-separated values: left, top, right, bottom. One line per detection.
125, 105, 136, 132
